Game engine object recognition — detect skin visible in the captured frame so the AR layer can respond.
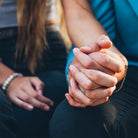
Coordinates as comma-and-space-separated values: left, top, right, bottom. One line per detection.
66, 38, 124, 107
62, 0, 127, 107
0, 63, 54, 111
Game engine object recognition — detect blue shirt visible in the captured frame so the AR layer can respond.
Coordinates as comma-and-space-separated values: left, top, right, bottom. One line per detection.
66, 0, 138, 78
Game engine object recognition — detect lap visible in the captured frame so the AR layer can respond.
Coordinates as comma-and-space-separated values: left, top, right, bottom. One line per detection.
13, 70, 67, 138
50, 66, 138, 138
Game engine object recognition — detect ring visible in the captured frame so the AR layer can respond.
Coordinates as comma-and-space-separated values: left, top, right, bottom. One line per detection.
79, 85, 86, 94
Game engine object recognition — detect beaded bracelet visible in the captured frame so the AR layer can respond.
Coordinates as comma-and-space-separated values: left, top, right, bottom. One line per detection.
114, 55, 128, 93
2, 73, 23, 91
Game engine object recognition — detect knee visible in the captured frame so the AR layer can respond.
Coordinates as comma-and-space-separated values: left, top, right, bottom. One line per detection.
50, 100, 100, 137
50, 99, 116, 138
50, 99, 78, 137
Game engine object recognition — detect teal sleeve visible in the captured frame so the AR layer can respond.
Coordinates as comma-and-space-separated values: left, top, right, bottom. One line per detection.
89, 0, 116, 42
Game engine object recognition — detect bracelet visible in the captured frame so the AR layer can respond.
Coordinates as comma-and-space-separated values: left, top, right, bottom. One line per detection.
2, 73, 23, 91
114, 55, 128, 93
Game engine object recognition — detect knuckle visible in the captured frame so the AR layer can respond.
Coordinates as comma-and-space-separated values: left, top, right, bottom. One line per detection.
89, 92, 96, 99
19, 82, 25, 87
110, 78, 117, 86
74, 72, 80, 79
84, 81, 93, 89
32, 93, 38, 98
84, 60, 93, 68
88, 70, 94, 77
38, 82, 45, 88
20, 103, 27, 109
68, 101, 75, 107
38, 103, 45, 109
69, 87, 74, 96
101, 55, 110, 65
116, 64, 122, 72
92, 73, 100, 82
86, 91, 95, 99
69, 89, 74, 96
24, 96, 30, 102
86, 100, 91, 106
88, 100, 94, 106
107, 89, 113, 96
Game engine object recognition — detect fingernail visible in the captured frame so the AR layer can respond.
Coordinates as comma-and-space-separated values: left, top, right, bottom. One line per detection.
38, 90, 43, 95
28, 105, 33, 110
105, 96, 109, 102
44, 106, 50, 111
50, 102, 54, 106
101, 39, 112, 47
81, 46, 91, 50
73, 48, 80, 54
101, 39, 110, 43
114, 77, 118, 84
65, 94, 69, 100
111, 86, 116, 91
69, 65, 75, 71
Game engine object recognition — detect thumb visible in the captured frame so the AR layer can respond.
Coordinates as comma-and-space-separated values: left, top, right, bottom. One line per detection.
80, 35, 112, 54
97, 35, 112, 49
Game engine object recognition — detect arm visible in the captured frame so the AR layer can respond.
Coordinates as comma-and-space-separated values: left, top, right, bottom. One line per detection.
62, 0, 128, 107
63, 0, 127, 81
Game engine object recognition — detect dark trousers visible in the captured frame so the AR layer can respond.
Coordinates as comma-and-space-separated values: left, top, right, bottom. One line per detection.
0, 29, 67, 138
50, 66, 138, 138
0, 70, 67, 138
13, 70, 67, 138
0, 91, 16, 138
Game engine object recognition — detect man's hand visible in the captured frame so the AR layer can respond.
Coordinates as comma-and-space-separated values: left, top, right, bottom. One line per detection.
66, 35, 126, 107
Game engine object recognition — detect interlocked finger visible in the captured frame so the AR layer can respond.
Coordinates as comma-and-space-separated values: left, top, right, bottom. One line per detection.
81, 69, 117, 87
69, 65, 99, 90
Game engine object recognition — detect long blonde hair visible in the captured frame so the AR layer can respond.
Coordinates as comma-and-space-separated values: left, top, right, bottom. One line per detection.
1, 0, 71, 73
16, 0, 47, 73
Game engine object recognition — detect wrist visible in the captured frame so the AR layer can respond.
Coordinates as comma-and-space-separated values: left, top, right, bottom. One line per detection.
2, 73, 23, 91
114, 55, 128, 93
115, 55, 128, 82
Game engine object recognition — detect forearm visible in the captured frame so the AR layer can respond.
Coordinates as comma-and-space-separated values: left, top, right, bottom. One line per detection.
0, 62, 15, 87
62, 0, 104, 47
62, 0, 123, 55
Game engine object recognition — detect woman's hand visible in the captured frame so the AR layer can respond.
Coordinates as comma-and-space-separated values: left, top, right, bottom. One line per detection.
66, 65, 117, 107
6, 76, 54, 111
66, 77, 116, 107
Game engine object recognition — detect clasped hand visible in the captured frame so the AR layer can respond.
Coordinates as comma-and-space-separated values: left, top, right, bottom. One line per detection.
66, 35, 125, 107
